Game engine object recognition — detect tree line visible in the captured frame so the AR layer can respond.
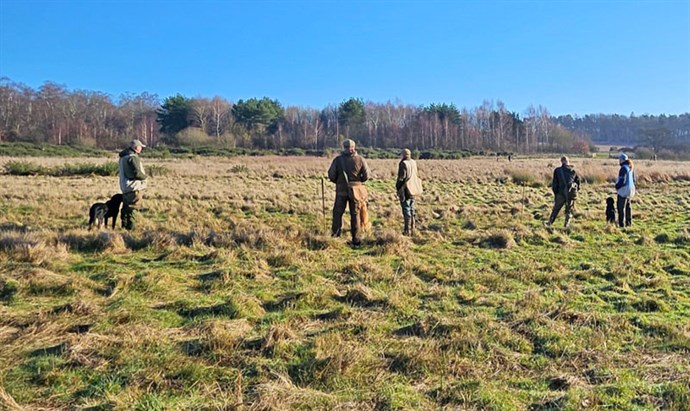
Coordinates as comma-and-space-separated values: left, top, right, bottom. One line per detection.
1, 77, 688, 155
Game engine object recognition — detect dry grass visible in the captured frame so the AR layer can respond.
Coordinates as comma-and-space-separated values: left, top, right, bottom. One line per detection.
1, 155, 689, 410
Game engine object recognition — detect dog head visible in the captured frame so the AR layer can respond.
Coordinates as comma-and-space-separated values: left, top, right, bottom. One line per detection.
110, 193, 123, 205
606, 197, 614, 206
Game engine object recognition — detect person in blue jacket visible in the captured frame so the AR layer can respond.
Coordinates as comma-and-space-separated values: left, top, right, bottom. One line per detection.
615, 153, 636, 227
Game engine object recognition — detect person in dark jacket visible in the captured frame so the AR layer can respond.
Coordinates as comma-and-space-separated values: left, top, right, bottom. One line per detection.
118, 139, 147, 230
327, 139, 370, 246
546, 156, 581, 228
396, 149, 423, 236
615, 153, 636, 227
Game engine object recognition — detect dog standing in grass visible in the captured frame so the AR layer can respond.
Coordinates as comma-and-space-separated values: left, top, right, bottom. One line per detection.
89, 194, 123, 230
605, 197, 616, 223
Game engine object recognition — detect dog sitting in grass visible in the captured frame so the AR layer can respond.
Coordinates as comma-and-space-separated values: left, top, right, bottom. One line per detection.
89, 194, 123, 230
605, 197, 616, 224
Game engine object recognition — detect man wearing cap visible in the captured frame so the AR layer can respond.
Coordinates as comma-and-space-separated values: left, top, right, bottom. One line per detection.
546, 156, 580, 228
118, 139, 148, 230
327, 139, 370, 246
615, 153, 636, 227
396, 148, 422, 236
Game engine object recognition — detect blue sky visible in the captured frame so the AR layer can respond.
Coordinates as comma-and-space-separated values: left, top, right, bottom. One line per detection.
1, 0, 689, 116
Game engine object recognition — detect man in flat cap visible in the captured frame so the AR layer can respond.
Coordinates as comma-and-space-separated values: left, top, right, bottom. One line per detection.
327, 139, 370, 246
118, 139, 148, 230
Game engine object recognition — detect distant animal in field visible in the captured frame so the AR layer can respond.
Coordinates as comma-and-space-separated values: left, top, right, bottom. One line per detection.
89, 194, 123, 230
606, 197, 616, 223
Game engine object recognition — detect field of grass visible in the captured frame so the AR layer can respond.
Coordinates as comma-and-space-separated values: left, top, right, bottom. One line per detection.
1, 155, 689, 410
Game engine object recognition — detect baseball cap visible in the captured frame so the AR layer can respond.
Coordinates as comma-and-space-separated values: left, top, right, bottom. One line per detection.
130, 139, 147, 148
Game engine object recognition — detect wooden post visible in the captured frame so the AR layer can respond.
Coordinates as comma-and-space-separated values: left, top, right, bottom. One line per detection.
321, 177, 326, 234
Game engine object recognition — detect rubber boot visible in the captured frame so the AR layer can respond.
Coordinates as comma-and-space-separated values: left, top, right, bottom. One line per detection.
403, 216, 410, 236
410, 215, 415, 237
121, 207, 135, 231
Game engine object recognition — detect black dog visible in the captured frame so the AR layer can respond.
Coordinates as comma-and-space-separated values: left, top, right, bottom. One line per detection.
89, 194, 123, 230
605, 197, 616, 224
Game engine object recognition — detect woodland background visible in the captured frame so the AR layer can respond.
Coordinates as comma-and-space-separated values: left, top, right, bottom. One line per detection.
1, 77, 689, 158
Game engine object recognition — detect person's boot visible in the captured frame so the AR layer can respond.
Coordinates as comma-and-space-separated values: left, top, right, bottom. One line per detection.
403, 216, 410, 236
351, 225, 361, 246
410, 215, 415, 236
121, 208, 135, 230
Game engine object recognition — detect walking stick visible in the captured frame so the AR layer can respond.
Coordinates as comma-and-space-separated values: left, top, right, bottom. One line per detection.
321, 177, 326, 234
520, 182, 526, 221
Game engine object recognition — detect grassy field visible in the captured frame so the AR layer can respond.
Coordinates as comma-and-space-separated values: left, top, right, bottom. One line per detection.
0, 155, 689, 410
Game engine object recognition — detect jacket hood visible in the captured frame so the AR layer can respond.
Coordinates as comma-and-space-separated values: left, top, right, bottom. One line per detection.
119, 147, 134, 158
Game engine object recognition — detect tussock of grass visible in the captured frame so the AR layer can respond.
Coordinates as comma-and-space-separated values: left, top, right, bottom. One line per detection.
506, 168, 545, 187
0, 279, 19, 303
248, 379, 338, 411
477, 230, 516, 249
59, 231, 127, 253
0, 232, 68, 266
336, 284, 388, 307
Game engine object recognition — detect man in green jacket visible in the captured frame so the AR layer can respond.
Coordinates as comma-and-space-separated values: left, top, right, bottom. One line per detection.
118, 139, 148, 230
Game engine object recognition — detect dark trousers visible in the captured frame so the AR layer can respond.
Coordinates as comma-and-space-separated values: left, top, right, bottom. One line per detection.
400, 197, 416, 219
332, 194, 362, 242
549, 194, 575, 226
617, 195, 632, 227
121, 190, 142, 230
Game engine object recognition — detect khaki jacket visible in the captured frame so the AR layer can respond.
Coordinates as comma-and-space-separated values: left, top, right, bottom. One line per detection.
396, 159, 422, 201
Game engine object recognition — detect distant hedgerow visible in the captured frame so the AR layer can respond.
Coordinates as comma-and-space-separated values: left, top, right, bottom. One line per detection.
3, 161, 49, 176
3, 161, 121, 177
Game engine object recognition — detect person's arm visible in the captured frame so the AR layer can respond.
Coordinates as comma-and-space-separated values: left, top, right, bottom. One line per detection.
574, 173, 581, 190
615, 167, 626, 189
327, 158, 338, 183
359, 158, 370, 183
129, 156, 147, 180
396, 161, 408, 191
552, 169, 559, 194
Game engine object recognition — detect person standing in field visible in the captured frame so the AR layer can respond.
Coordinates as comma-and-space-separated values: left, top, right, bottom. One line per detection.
396, 148, 423, 236
328, 139, 370, 246
546, 156, 580, 228
615, 153, 636, 227
118, 139, 148, 230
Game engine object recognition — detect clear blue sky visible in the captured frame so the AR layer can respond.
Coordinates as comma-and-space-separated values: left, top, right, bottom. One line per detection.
1, 0, 689, 116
